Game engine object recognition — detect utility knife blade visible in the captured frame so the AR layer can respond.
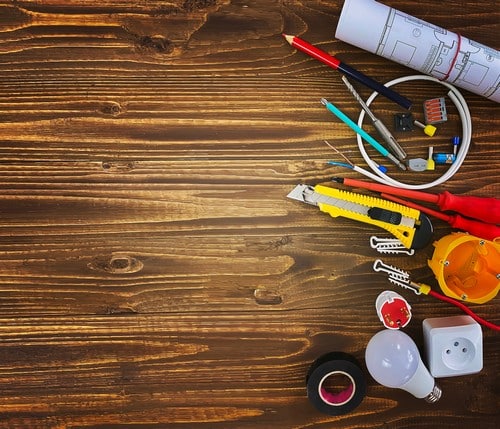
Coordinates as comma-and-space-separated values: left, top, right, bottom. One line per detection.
287, 184, 433, 250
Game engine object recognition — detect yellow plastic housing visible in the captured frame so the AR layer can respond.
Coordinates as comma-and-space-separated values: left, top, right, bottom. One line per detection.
428, 233, 500, 303
314, 184, 420, 249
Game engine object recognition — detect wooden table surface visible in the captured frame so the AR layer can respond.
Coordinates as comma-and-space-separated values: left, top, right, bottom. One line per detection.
0, 0, 498, 427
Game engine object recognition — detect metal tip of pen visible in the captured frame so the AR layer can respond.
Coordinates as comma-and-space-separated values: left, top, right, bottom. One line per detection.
320, 98, 328, 106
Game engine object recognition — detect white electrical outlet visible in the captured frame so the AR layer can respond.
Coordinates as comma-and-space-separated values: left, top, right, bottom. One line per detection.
422, 315, 483, 378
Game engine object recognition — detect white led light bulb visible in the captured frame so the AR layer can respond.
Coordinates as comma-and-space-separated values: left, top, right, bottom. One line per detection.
365, 329, 441, 403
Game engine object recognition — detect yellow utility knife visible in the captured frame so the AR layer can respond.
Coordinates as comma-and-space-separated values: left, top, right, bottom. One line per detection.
287, 184, 433, 250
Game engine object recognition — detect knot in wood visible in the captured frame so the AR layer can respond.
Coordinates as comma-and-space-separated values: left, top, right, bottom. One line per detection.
254, 287, 282, 305
101, 161, 135, 172
100, 101, 123, 116
182, 0, 218, 12
137, 36, 174, 54
88, 253, 144, 274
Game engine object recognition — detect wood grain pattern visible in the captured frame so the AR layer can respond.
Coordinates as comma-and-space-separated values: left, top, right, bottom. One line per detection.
0, 0, 498, 427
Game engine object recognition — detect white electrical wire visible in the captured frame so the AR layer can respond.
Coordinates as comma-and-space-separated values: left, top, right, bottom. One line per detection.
355, 75, 472, 189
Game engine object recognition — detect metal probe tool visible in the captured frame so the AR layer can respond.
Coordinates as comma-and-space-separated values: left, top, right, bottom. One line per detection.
321, 98, 407, 171
341, 76, 407, 161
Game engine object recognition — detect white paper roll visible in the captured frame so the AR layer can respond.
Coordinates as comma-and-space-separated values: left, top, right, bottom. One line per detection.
335, 0, 500, 103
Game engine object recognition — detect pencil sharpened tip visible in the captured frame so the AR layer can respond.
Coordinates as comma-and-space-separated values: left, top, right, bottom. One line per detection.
331, 177, 344, 183
282, 33, 294, 45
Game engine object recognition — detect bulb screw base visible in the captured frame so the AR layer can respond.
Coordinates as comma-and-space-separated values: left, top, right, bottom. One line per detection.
424, 384, 442, 403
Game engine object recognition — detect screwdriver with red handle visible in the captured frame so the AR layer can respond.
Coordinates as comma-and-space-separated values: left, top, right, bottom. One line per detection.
380, 193, 500, 242
332, 177, 500, 240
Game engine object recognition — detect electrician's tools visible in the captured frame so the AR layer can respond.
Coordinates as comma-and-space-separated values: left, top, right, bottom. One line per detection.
287, 184, 433, 250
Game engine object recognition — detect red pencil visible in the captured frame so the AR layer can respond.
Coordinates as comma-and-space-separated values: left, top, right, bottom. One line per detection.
282, 34, 412, 110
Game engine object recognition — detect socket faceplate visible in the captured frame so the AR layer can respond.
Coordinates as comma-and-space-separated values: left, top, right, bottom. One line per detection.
423, 315, 483, 378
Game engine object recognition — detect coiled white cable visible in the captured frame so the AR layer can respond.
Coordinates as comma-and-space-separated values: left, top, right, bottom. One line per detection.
356, 75, 472, 189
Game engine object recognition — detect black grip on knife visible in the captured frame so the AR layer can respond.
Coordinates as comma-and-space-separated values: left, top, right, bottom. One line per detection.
367, 207, 402, 225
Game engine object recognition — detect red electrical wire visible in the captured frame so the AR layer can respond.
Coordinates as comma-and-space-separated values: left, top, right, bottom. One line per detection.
428, 290, 500, 332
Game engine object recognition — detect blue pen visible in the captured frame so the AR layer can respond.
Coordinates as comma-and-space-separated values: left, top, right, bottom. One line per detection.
321, 98, 406, 171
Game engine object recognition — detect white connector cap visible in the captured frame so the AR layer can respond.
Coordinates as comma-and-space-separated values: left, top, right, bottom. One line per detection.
423, 315, 483, 378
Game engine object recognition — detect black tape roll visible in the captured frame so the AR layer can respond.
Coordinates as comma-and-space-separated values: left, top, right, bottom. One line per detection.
306, 352, 366, 415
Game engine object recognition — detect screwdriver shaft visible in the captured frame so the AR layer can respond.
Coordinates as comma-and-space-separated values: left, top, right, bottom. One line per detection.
341, 76, 407, 160
321, 98, 406, 170
341, 76, 377, 121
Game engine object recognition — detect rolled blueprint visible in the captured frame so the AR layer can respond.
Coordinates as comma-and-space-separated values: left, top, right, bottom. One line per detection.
335, 0, 500, 103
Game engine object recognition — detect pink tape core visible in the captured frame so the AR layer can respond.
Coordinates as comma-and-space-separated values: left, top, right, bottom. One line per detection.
318, 371, 356, 406
320, 384, 354, 405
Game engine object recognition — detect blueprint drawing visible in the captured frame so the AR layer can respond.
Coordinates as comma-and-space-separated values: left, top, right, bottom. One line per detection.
335, 0, 499, 102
